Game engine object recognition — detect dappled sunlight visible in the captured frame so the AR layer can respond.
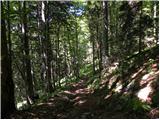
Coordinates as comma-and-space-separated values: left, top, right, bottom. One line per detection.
108, 75, 119, 89
64, 90, 75, 95
114, 81, 123, 93
73, 96, 82, 101
47, 102, 54, 106
74, 100, 87, 106
5, 0, 159, 119
37, 103, 45, 106
131, 67, 145, 79
140, 76, 156, 86
136, 83, 153, 101
41, 2, 45, 22
145, 37, 156, 47
108, 62, 119, 73
75, 88, 89, 94
104, 94, 112, 100
17, 100, 27, 109
142, 73, 150, 80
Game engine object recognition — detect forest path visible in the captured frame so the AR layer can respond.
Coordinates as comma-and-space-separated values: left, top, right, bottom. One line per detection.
10, 62, 159, 119
10, 77, 123, 119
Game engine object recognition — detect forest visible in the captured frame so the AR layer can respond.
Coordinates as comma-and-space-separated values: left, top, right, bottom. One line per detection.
1, 1, 159, 119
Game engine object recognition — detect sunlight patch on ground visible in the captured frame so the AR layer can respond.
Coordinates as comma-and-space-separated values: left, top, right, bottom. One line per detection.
114, 82, 123, 93
136, 83, 153, 101
131, 67, 144, 79
74, 99, 87, 106
17, 100, 27, 109
37, 103, 45, 106
108, 76, 118, 89
142, 74, 150, 80
73, 96, 82, 101
104, 94, 112, 100
47, 102, 54, 106
75, 88, 89, 94
108, 62, 119, 73
64, 90, 75, 95
79, 100, 87, 104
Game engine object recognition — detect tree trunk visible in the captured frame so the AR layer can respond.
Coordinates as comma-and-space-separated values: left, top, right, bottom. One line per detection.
154, 1, 159, 44
89, 19, 96, 74
7, 1, 12, 63
104, 1, 109, 56
22, 1, 35, 104
139, 1, 142, 53
56, 23, 61, 87
45, 1, 54, 92
37, 2, 45, 89
75, 18, 79, 79
99, 30, 103, 79
1, 2, 16, 118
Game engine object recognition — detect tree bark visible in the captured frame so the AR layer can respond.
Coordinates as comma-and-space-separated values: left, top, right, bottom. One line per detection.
1, 2, 16, 118
104, 1, 109, 56
139, 1, 142, 53
56, 23, 61, 87
45, 1, 54, 92
155, 1, 159, 44
75, 18, 79, 79
22, 1, 35, 104
7, 1, 12, 63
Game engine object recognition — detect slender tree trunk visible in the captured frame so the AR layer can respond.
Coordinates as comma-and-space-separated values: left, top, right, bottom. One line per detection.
37, 2, 45, 89
45, 1, 54, 92
1, 2, 16, 118
40, 1, 54, 92
95, 11, 101, 71
22, 1, 35, 104
154, 1, 159, 44
92, 33, 96, 74
63, 26, 68, 76
88, 15, 96, 75
97, 15, 102, 78
56, 23, 61, 87
104, 1, 109, 56
18, 2, 26, 84
68, 30, 72, 75
75, 18, 79, 79
7, 2, 12, 64
139, 1, 142, 53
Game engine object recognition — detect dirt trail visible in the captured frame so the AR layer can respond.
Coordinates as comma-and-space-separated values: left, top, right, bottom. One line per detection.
11, 79, 103, 118
11, 78, 121, 119
10, 63, 158, 119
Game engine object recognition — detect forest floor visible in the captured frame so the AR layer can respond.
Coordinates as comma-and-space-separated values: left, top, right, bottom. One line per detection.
10, 58, 159, 119
10, 79, 134, 119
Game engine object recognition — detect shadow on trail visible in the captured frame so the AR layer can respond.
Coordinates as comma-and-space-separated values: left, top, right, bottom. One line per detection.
10, 56, 159, 119
10, 79, 114, 118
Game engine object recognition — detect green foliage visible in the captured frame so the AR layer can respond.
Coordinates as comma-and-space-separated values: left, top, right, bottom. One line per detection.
125, 97, 151, 113
132, 98, 150, 111
2, 1, 158, 118
79, 63, 92, 77
87, 77, 100, 90
152, 91, 159, 107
